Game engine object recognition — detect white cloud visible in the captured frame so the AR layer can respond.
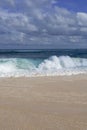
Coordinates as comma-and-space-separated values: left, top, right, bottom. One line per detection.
77, 12, 87, 26
0, 0, 87, 48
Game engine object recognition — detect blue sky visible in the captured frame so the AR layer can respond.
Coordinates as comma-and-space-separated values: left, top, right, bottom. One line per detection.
0, 0, 87, 49
58, 0, 87, 12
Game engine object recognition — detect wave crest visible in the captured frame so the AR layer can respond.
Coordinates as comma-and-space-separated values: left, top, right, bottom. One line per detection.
0, 56, 87, 77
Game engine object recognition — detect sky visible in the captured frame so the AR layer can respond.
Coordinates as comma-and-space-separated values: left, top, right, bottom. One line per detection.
0, 0, 87, 49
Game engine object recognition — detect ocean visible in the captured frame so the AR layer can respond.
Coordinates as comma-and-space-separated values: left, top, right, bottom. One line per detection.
0, 49, 87, 77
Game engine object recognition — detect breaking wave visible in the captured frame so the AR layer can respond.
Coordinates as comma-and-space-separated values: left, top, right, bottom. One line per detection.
0, 55, 87, 77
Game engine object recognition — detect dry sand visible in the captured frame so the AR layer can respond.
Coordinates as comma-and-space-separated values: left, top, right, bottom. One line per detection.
0, 75, 87, 130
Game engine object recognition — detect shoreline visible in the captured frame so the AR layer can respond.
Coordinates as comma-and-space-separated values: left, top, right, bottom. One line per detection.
0, 72, 87, 78
0, 75, 87, 130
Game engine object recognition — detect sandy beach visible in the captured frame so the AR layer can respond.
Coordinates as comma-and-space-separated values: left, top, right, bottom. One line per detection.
0, 75, 87, 130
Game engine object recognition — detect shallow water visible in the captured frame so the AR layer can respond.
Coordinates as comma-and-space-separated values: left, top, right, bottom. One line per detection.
0, 49, 87, 77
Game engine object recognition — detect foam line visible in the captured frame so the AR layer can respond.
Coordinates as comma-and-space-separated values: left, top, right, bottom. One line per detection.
0, 56, 87, 77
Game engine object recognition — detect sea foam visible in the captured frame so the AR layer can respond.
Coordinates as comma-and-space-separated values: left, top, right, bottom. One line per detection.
0, 56, 87, 77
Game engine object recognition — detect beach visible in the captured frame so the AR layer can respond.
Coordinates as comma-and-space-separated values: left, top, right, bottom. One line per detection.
0, 75, 87, 130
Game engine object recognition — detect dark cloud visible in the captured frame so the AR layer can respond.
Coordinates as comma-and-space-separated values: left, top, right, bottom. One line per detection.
0, 0, 87, 48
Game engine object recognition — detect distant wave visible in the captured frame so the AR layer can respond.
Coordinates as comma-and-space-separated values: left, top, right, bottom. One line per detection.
0, 55, 87, 77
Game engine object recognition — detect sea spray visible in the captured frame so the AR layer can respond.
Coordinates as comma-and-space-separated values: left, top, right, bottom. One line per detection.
0, 56, 87, 77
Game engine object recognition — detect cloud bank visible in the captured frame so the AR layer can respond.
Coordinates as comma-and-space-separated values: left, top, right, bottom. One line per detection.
0, 0, 87, 48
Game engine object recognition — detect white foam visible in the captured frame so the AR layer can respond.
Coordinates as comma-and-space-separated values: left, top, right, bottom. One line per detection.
0, 56, 87, 77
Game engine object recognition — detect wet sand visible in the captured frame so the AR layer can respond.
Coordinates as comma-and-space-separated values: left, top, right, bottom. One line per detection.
0, 75, 87, 130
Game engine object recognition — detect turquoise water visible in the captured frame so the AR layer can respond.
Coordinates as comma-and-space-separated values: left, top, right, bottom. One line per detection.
0, 49, 87, 77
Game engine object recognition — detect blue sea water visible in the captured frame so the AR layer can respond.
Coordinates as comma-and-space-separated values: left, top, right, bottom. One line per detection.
0, 49, 87, 77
